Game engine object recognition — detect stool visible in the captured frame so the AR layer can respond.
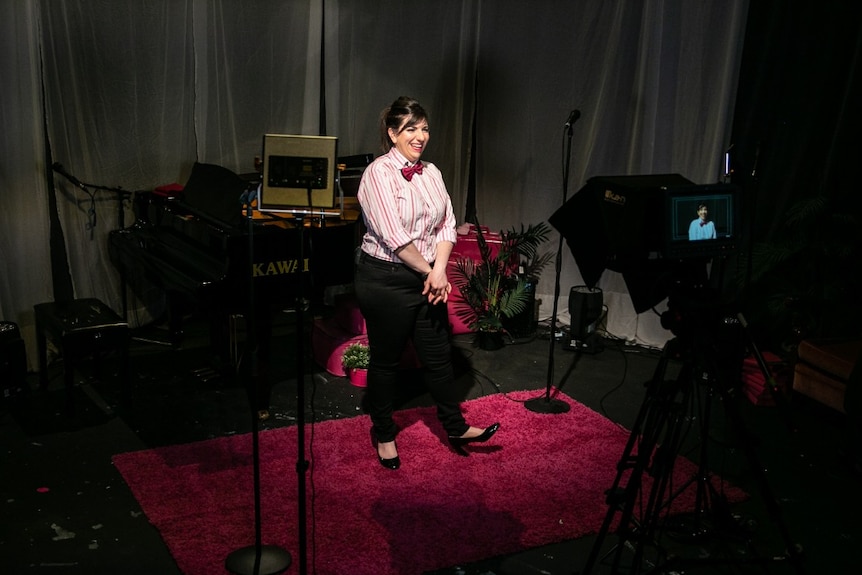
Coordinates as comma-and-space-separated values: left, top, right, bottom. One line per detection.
34, 298, 129, 414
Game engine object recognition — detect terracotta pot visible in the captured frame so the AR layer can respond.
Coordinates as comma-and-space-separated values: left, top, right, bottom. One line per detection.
347, 367, 368, 388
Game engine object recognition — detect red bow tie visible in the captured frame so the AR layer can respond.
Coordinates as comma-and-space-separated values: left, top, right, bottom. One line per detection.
700, 221, 707, 227
401, 162, 424, 182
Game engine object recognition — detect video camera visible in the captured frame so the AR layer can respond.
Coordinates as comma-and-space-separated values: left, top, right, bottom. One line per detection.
549, 174, 741, 314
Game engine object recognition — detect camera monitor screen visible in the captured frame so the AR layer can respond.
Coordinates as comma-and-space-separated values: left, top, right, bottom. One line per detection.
664, 183, 740, 260
259, 134, 341, 216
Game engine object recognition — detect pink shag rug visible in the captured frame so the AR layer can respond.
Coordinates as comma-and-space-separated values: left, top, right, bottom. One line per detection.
112, 390, 746, 575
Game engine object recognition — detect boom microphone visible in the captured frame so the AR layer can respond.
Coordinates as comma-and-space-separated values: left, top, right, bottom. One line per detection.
51, 162, 87, 190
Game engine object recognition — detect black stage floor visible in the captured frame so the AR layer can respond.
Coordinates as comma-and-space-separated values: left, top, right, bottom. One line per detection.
1, 308, 859, 574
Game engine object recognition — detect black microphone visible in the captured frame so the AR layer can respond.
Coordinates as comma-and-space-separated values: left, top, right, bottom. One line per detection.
564, 109, 581, 128
52, 163, 87, 190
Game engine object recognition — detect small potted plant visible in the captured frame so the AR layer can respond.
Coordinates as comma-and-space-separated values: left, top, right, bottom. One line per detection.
341, 341, 370, 387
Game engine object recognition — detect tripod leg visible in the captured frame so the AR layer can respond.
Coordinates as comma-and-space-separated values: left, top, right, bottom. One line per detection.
581, 341, 688, 574
737, 313, 797, 430
655, 332, 805, 573
625, 362, 696, 573
715, 381, 806, 573
581, 355, 668, 574
655, 344, 741, 547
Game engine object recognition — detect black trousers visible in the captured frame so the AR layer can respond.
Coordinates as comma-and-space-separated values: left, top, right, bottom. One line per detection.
354, 251, 468, 442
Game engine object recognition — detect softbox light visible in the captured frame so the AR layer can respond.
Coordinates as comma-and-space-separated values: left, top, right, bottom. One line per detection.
548, 174, 694, 313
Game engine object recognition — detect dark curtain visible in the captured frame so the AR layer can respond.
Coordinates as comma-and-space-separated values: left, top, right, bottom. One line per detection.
731, 0, 862, 343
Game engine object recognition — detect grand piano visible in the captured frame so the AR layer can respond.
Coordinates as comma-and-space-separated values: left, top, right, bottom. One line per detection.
108, 161, 362, 404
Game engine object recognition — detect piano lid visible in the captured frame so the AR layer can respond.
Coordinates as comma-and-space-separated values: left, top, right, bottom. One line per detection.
181, 162, 249, 227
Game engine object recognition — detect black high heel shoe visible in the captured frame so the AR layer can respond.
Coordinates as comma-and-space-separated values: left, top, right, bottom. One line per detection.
371, 431, 400, 470
448, 422, 500, 456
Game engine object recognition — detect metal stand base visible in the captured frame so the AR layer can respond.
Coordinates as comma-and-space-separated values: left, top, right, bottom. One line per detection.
524, 396, 571, 414
225, 545, 292, 575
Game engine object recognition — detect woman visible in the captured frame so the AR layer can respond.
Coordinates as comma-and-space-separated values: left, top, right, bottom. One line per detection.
688, 202, 717, 241
354, 96, 499, 470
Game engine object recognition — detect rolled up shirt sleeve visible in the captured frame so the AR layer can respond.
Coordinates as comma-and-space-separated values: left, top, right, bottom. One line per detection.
358, 162, 415, 253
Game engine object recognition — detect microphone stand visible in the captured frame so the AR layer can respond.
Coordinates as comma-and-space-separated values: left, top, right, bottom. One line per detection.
225, 184, 292, 575
51, 163, 130, 234
525, 113, 579, 414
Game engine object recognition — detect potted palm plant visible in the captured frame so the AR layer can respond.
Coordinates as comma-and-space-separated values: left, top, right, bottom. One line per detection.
341, 341, 370, 387
450, 222, 553, 350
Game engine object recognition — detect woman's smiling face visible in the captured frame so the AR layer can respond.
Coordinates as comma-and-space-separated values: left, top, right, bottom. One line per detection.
389, 119, 429, 164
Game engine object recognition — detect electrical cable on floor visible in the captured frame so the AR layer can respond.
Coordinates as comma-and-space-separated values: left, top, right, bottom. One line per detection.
452, 338, 524, 401
596, 337, 631, 432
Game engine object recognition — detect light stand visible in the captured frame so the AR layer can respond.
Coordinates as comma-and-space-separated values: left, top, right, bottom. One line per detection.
526, 110, 581, 414
253, 137, 336, 574
225, 185, 291, 575
291, 207, 311, 575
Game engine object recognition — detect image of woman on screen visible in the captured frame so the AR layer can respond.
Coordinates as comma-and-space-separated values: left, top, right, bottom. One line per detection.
688, 202, 717, 241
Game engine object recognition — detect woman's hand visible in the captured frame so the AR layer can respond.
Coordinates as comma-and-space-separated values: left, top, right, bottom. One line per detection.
422, 268, 452, 305
393, 242, 453, 304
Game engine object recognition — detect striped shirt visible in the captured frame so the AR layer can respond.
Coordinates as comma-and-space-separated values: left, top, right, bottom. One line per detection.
357, 147, 457, 263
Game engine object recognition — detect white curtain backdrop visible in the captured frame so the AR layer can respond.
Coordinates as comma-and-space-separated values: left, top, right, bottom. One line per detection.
472, 1, 747, 348
0, 0, 748, 370
0, 0, 53, 365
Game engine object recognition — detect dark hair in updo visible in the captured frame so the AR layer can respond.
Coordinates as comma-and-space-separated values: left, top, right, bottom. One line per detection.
379, 96, 428, 153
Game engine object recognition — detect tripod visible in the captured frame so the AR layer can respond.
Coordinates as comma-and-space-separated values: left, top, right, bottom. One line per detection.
580, 320, 805, 574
